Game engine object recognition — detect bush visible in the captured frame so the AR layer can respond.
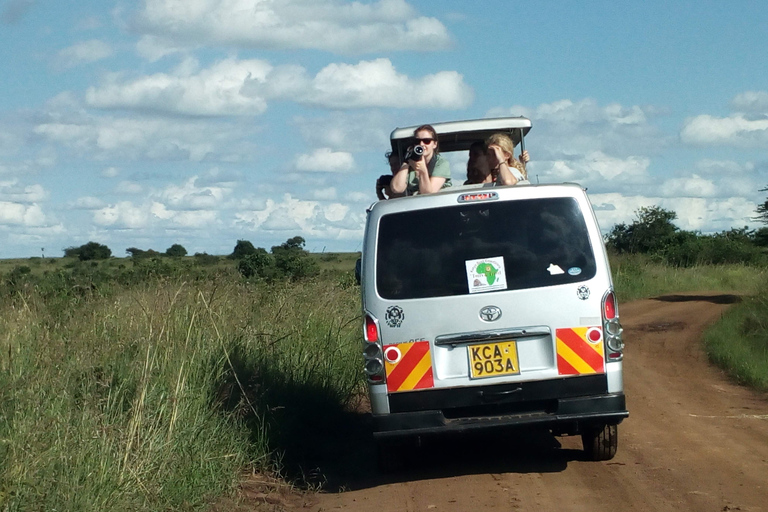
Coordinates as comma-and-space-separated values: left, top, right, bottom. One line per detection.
271, 237, 318, 281
193, 252, 220, 266
237, 250, 274, 279
231, 240, 257, 259
64, 242, 112, 261
165, 244, 188, 257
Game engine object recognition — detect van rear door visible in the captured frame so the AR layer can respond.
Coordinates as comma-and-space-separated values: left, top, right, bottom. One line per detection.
370, 189, 610, 395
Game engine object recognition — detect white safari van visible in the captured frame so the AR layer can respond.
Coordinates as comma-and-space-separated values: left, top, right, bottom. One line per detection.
360, 117, 627, 468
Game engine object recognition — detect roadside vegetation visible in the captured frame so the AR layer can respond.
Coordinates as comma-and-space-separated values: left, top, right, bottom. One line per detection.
0, 239, 362, 511
1, 204, 768, 509
606, 205, 768, 392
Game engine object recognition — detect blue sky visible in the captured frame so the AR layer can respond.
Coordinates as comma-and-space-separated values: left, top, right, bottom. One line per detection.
1, 0, 767, 258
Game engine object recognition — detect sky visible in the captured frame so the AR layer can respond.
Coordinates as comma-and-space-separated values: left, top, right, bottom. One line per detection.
1, 0, 767, 258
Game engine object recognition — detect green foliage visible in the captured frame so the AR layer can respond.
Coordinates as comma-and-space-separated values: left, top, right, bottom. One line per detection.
126, 247, 160, 259
271, 236, 319, 280
704, 286, 768, 391
193, 252, 220, 266
755, 227, 768, 247
0, 269, 362, 509
237, 249, 274, 279
606, 206, 679, 254
164, 244, 188, 257
230, 239, 257, 259
64, 241, 112, 261
756, 185, 768, 225
606, 207, 768, 267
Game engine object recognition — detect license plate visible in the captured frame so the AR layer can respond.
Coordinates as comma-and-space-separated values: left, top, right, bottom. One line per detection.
468, 341, 520, 379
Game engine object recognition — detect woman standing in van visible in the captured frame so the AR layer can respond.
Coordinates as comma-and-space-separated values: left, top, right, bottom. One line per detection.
390, 125, 452, 196
486, 133, 530, 185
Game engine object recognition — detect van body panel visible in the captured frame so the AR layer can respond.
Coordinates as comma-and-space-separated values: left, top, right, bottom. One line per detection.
361, 183, 627, 439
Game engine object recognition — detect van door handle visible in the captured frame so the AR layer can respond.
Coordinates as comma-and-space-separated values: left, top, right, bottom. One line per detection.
479, 387, 523, 402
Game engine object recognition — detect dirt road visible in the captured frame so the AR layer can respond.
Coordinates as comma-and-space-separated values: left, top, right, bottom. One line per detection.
239, 293, 768, 511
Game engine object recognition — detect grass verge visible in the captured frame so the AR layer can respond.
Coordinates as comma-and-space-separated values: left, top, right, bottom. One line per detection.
703, 288, 768, 392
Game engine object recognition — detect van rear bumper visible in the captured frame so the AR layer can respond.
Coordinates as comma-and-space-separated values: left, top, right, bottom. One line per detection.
373, 391, 628, 439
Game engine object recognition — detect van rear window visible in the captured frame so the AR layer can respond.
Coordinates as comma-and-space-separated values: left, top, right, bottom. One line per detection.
376, 197, 597, 299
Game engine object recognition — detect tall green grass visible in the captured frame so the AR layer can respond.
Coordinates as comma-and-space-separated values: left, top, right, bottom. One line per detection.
0, 271, 362, 510
703, 289, 768, 391
610, 252, 768, 393
610, 252, 768, 302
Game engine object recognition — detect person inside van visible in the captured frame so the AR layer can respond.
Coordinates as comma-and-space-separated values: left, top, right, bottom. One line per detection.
486, 133, 530, 185
464, 141, 492, 185
390, 124, 452, 195
376, 151, 403, 200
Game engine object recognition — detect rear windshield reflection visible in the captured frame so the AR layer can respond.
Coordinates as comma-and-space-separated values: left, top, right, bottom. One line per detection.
376, 197, 597, 299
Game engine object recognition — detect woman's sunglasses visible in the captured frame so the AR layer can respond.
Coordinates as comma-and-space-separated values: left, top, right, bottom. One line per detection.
415, 137, 435, 145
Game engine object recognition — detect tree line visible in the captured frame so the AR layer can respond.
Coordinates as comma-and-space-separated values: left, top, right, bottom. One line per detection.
605, 205, 768, 266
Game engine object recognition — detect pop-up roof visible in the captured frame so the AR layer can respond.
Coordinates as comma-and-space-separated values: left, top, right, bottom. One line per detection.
390, 116, 532, 155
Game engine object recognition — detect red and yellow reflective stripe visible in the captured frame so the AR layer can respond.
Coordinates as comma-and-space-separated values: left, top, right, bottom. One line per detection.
384, 341, 434, 393
556, 327, 605, 375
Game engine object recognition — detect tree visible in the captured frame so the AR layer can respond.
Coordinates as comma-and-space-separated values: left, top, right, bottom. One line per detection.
165, 244, 188, 257
64, 241, 112, 261
756, 185, 768, 225
237, 249, 274, 279
271, 236, 318, 280
231, 239, 257, 259
605, 206, 679, 255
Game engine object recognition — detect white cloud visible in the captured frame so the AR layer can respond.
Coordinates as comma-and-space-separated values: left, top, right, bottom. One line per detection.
312, 187, 337, 200
34, 114, 248, 162
293, 59, 472, 109
117, 181, 144, 194
86, 58, 271, 116
533, 152, 651, 193
102, 166, 119, 177
730, 91, 768, 113
56, 39, 113, 69
680, 114, 768, 148
86, 57, 472, 116
589, 193, 761, 235
295, 148, 354, 173
234, 193, 365, 238
0, 202, 46, 226
134, 0, 450, 54
72, 196, 106, 209
659, 174, 717, 198
94, 201, 150, 228
487, 98, 663, 159
159, 176, 231, 209
0, 180, 47, 202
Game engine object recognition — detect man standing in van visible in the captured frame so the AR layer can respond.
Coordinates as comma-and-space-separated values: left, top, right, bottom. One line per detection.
390, 125, 452, 196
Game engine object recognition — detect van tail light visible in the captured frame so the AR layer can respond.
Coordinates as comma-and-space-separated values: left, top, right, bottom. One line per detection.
365, 314, 379, 343
363, 314, 385, 383
602, 290, 624, 361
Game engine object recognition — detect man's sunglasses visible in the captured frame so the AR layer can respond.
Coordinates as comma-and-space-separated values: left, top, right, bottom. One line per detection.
415, 137, 435, 145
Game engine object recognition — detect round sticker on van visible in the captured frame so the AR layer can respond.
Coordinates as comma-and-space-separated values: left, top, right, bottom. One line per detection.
568, 267, 582, 276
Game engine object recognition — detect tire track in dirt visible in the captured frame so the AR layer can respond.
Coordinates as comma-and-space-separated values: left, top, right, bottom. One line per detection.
240, 293, 768, 512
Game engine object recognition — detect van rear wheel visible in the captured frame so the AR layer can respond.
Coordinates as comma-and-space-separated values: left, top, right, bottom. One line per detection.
582, 424, 618, 461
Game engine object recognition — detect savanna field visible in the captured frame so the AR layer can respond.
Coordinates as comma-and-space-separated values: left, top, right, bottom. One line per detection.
1, 246, 767, 510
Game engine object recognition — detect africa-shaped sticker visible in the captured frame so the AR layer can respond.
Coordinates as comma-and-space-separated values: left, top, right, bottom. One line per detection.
465, 256, 508, 294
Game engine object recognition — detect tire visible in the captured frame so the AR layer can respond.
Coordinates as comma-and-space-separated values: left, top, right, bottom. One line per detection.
582, 424, 618, 461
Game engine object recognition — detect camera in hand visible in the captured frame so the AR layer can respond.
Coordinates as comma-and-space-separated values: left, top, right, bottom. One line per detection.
404, 145, 425, 161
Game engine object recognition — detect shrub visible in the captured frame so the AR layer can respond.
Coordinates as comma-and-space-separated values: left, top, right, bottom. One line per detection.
165, 244, 188, 257
231, 240, 257, 259
237, 249, 274, 279
64, 242, 112, 261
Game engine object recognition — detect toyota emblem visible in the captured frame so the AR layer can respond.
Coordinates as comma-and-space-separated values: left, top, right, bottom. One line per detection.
479, 306, 502, 322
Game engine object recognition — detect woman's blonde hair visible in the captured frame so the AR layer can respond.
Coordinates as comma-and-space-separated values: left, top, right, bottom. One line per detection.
486, 133, 526, 179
